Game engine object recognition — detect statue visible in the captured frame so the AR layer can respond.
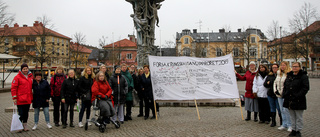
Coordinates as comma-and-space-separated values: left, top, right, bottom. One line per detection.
126, 0, 164, 67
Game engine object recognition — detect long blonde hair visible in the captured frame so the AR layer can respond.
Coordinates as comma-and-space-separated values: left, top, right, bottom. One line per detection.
55, 66, 65, 74
82, 66, 95, 79
280, 61, 291, 76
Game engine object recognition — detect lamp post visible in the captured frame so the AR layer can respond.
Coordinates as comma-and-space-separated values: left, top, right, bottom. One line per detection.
280, 26, 283, 62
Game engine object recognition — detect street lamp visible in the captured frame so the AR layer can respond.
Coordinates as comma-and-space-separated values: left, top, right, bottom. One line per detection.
280, 26, 283, 62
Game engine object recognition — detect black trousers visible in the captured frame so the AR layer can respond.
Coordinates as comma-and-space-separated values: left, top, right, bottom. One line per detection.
258, 97, 271, 122
144, 97, 159, 118
52, 96, 65, 124
79, 100, 91, 122
125, 101, 133, 116
62, 103, 75, 124
17, 104, 30, 123
138, 92, 144, 115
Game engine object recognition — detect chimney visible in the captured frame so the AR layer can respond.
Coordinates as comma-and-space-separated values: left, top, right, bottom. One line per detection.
128, 34, 136, 43
4, 24, 9, 29
33, 21, 39, 27
14, 23, 19, 27
219, 29, 225, 33
193, 29, 197, 33
238, 29, 241, 32
23, 24, 28, 27
39, 22, 43, 26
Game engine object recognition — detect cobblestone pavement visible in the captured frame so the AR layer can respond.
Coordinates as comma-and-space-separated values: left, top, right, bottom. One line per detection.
0, 79, 319, 137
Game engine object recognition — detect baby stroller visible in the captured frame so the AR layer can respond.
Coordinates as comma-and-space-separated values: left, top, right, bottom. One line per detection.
85, 95, 120, 133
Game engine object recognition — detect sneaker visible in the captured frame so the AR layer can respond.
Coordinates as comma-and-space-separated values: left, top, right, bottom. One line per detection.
287, 127, 292, 132
32, 124, 37, 130
78, 122, 83, 128
88, 122, 92, 126
47, 123, 52, 129
278, 126, 286, 130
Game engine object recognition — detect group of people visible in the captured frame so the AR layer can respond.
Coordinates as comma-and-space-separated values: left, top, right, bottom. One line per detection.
236, 61, 309, 137
11, 63, 158, 132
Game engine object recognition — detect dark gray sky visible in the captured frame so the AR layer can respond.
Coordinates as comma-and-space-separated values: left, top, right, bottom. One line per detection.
3, 0, 320, 47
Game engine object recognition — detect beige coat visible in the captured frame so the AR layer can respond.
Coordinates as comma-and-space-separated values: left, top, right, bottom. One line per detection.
273, 70, 287, 98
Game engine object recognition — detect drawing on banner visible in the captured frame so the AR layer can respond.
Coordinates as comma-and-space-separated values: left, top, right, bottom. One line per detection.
149, 54, 239, 100
212, 82, 221, 93
154, 87, 165, 98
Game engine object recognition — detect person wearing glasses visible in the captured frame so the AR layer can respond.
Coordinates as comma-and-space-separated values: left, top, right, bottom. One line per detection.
283, 62, 309, 137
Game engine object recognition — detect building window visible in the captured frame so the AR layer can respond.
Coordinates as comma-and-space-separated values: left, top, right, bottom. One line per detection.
249, 48, 257, 57
127, 53, 132, 59
52, 46, 55, 54
184, 38, 189, 44
61, 49, 64, 55
182, 48, 191, 56
202, 48, 207, 57
251, 37, 256, 43
233, 48, 239, 57
15, 46, 24, 51
66, 49, 68, 55
263, 47, 267, 57
14, 37, 24, 42
52, 37, 54, 43
5, 38, 9, 43
216, 48, 222, 57
41, 37, 46, 43
26, 37, 36, 42
57, 48, 59, 54
33, 59, 36, 64
62, 39, 64, 45
57, 38, 60, 44
117, 53, 121, 59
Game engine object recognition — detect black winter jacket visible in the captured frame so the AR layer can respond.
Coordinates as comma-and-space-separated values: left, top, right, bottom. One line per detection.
78, 76, 94, 101
263, 72, 277, 97
32, 79, 51, 108
61, 77, 79, 104
141, 73, 153, 99
283, 70, 309, 110
109, 73, 128, 104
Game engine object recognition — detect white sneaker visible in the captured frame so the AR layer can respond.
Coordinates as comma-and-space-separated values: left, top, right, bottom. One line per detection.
78, 122, 83, 128
88, 122, 92, 126
287, 127, 292, 132
47, 123, 52, 129
278, 126, 286, 130
32, 124, 37, 130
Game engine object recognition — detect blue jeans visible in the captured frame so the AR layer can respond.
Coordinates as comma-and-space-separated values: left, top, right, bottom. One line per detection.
34, 107, 50, 124
278, 98, 291, 127
268, 96, 280, 113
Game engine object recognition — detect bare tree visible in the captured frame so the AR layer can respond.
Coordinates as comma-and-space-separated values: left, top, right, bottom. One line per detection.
70, 32, 86, 70
99, 35, 108, 48
0, 1, 15, 52
23, 15, 56, 75
289, 2, 319, 69
267, 20, 280, 62
221, 25, 233, 55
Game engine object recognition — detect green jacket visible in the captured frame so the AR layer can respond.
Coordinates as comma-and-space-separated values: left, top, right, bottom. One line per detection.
121, 70, 134, 101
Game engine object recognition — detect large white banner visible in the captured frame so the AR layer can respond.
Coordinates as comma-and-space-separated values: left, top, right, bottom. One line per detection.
149, 54, 239, 100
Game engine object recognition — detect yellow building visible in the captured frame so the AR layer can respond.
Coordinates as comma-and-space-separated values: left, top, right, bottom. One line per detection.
69, 42, 92, 69
176, 28, 268, 68
0, 21, 71, 77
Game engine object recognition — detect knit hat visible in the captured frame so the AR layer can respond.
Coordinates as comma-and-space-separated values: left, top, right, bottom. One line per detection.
249, 61, 256, 66
21, 63, 28, 70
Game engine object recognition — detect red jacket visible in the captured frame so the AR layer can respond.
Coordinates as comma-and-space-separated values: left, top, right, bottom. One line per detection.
91, 80, 112, 102
11, 71, 33, 105
236, 70, 256, 99
50, 74, 66, 97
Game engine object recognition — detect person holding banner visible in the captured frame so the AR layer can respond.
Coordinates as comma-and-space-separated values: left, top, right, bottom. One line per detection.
141, 65, 159, 120
235, 61, 259, 122
253, 64, 270, 124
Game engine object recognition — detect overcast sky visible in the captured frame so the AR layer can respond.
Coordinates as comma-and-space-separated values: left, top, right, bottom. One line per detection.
3, 0, 320, 48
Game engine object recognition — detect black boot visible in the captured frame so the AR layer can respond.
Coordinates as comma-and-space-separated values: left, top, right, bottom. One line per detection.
245, 111, 251, 121
254, 112, 258, 122
270, 112, 276, 127
70, 122, 74, 127
278, 113, 282, 126
296, 131, 301, 137
288, 130, 296, 137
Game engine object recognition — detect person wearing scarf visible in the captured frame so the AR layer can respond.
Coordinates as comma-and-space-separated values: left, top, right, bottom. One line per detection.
253, 64, 270, 124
